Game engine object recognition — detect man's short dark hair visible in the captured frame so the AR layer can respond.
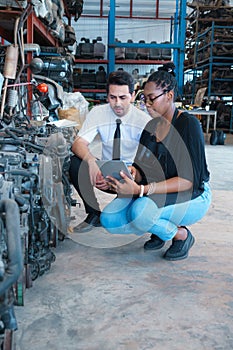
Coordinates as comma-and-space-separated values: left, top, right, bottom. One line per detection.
107, 71, 135, 94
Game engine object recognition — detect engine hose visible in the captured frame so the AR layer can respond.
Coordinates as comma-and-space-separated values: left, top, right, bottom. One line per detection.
4, 128, 20, 140
6, 169, 37, 178
23, 141, 44, 153
0, 138, 44, 153
6, 127, 33, 135
0, 139, 22, 146
0, 199, 23, 296
14, 195, 30, 212
4, 129, 43, 152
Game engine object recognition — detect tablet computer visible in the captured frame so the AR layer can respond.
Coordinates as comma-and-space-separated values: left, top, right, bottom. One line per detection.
96, 160, 133, 181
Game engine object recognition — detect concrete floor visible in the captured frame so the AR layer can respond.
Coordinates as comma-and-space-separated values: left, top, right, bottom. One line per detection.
14, 134, 233, 350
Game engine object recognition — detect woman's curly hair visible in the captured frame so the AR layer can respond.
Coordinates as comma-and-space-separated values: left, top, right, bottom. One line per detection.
147, 63, 179, 101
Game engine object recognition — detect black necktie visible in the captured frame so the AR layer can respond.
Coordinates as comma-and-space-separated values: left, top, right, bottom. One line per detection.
112, 118, 121, 160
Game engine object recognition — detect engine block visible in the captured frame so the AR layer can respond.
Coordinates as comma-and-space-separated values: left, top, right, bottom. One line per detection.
0, 126, 73, 286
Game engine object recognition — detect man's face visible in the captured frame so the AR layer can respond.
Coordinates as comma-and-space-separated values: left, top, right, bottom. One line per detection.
107, 84, 135, 117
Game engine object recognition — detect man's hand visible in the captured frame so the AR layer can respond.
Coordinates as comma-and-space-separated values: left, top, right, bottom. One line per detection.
95, 177, 110, 191
87, 159, 100, 186
88, 160, 109, 190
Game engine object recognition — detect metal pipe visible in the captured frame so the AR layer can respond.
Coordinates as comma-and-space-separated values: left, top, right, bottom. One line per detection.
0, 199, 23, 297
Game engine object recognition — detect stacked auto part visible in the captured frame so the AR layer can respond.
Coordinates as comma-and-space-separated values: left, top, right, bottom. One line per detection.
37, 51, 74, 93
0, 125, 73, 282
75, 37, 106, 60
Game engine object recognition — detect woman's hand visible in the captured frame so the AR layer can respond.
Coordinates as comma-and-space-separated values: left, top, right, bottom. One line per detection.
128, 165, 142, 183
128, 165, 136, 180
106, 171, 140, 196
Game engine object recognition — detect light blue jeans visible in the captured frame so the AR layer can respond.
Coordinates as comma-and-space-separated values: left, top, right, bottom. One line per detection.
100, 183, 212, 241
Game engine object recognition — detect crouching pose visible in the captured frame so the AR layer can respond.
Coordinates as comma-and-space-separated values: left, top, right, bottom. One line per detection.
100, 63, 212, 261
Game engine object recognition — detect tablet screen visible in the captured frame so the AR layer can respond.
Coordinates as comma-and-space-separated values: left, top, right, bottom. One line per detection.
96, 160, 133, 181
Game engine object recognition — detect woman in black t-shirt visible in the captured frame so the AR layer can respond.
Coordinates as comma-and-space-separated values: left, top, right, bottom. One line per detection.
100, 63, 212, 261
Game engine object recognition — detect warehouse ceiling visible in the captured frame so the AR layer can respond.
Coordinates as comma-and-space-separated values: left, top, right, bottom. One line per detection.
81, 0, 179, 19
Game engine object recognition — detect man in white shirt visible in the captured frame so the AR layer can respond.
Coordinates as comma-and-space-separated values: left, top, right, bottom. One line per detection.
69, 70, 151, 232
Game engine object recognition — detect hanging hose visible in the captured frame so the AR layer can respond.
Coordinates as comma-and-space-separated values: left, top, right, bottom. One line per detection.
0, 199, 23, 297
0, 17, 20, 119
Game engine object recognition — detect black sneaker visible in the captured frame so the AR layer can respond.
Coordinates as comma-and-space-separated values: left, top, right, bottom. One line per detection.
163, 227, 195, 261
144, 234, 165, 250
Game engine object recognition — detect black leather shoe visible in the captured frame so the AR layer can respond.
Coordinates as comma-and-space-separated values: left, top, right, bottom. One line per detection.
73, 213, 101, 233
144, 234, 165, 250
163, 227, 195, 261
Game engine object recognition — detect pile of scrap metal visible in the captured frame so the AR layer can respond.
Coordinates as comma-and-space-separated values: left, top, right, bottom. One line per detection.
0, 0, 83, 42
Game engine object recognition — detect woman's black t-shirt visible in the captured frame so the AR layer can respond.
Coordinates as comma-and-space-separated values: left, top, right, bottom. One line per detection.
133, 110, 210, 207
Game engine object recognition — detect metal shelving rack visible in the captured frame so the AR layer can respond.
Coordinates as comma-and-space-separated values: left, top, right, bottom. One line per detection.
0, 1, 75, 112
0, 6, 62, 47
73, 0, 187, 98
192, 23, 233, 98
107, 0, 187, 96
184, 3, 233, 132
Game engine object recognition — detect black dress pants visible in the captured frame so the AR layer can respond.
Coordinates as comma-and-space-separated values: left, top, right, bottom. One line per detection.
69, 155, 101, 215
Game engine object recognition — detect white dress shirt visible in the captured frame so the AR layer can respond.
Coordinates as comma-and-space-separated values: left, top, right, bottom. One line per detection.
78, 103, 151, 163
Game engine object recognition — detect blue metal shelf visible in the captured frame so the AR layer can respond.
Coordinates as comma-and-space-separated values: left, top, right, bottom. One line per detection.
184, 20, 233, 132
107, 0, 187, 96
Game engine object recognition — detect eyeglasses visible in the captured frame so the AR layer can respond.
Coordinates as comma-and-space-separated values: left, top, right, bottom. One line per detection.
140, 90, 168, 105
